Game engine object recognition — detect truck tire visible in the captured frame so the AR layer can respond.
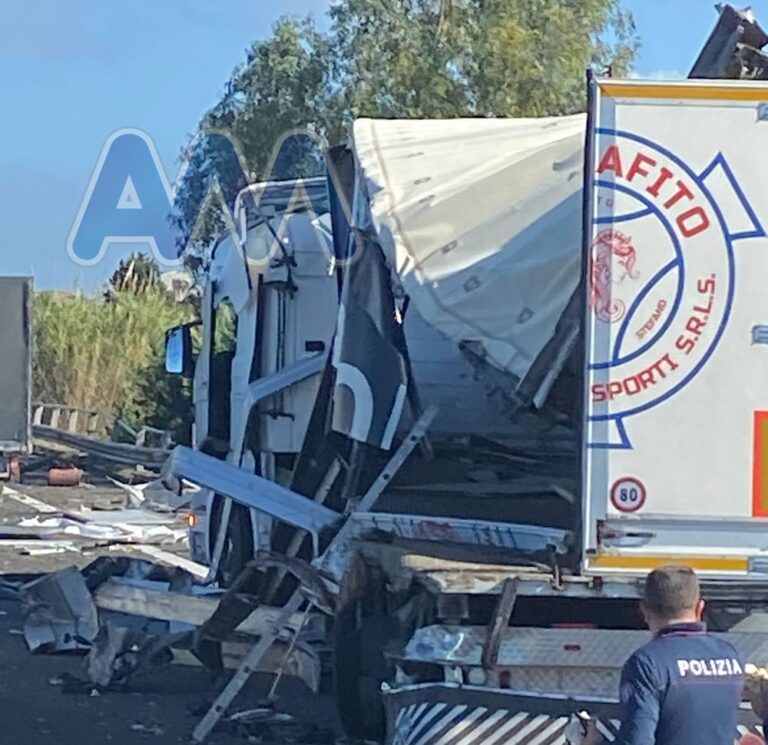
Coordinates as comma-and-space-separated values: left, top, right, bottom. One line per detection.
209, 497, 254, 588
333, 601, 387, 741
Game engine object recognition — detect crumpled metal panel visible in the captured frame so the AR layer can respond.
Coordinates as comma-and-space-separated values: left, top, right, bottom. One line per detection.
21, 566, 99, 652
350, 512, 572, 555
163, 446, 341, 539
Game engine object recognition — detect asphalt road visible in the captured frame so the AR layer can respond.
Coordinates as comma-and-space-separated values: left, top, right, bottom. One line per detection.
0, 481, 338, 745
0, 596, 339, 744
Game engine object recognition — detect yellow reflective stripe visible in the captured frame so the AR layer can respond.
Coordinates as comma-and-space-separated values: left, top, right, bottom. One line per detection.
598, 82, 768, 102
588, 555, 749, 572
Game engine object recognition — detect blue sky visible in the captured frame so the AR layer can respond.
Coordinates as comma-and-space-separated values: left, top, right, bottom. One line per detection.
625, 0, 740, 79
0, 0, 756, 290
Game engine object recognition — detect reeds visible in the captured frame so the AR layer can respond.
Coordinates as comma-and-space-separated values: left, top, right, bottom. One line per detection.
32, 286, 193, 430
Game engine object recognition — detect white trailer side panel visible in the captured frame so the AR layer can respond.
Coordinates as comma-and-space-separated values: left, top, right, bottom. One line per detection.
583, 79, 768, 576
0, 277, 32, 452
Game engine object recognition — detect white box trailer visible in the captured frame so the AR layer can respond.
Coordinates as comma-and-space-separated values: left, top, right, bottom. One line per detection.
583, 78, 768, 578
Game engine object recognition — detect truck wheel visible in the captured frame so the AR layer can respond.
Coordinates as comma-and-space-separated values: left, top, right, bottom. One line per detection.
209, 497, 254, 588
333, 602, 388, 741
333, 599, 404, 742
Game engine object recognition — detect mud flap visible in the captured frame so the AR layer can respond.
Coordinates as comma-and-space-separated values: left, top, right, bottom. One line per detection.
382, 684, 763, 745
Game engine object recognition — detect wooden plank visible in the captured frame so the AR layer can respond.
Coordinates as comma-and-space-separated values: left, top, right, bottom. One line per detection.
93, 579, 306, 635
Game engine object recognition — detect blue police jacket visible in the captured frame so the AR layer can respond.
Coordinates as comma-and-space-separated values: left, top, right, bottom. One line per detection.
614, 622, 748, 745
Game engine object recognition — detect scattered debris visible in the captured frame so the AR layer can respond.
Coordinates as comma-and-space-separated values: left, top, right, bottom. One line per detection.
129, 722, 164, 736
13, 515, 185, 545
21, 566, 99, 652
0, 483, 189, 558
1, 485, 60, 514
21, 542, 81, 556
128, 545, 207, 578
85, 623, 135, 687
222, 706, 333, 744
108, 475, 199, 512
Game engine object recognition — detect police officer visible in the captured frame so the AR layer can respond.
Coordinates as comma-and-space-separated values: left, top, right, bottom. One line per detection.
578, 565, 752, 745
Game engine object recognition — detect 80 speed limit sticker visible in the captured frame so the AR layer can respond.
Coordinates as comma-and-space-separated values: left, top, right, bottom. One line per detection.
610, 477, 647, 513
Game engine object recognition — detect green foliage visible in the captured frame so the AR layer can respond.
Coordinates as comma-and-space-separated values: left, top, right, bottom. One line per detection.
32, 288, 195, 443
330, 0, 637, 120
172, 17, 338, 259
175, 0, 638, 251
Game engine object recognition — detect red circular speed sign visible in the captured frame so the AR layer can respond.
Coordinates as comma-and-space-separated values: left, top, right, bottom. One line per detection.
610, 477, 646, 513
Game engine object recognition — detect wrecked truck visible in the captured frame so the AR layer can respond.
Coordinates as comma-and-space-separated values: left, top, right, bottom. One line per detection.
160, 8, 768, 743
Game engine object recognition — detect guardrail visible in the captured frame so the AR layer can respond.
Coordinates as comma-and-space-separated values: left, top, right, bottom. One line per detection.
32, 403, 172, 448
31, 402, 173, 469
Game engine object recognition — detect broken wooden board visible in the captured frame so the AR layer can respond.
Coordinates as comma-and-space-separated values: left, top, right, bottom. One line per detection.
93, 578, 309, 636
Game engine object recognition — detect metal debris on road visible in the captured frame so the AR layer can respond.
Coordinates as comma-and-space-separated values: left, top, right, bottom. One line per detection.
108, 475, 199, 512
85, 623, 137, 687
21, 566, 99, 652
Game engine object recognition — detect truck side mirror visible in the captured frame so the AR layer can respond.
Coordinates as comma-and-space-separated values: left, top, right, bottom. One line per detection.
165, 325, 193, 376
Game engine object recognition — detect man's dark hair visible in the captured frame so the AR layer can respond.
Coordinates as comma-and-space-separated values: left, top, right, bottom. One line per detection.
643, 565, 700, 621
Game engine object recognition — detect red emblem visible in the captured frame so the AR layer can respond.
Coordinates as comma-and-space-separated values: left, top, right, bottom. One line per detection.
590, 229, 640, 323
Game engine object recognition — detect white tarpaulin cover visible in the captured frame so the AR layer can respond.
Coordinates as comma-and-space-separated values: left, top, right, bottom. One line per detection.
352, 115, 586, 383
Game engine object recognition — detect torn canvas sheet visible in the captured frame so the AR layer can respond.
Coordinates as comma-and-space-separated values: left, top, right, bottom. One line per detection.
352, 115, 585, 386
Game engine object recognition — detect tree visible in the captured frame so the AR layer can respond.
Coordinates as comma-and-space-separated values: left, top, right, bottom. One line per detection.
174, 0, 638, 251
329, 0, 637, 119
109, 252, 163, 294
172, 17, 340, 262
